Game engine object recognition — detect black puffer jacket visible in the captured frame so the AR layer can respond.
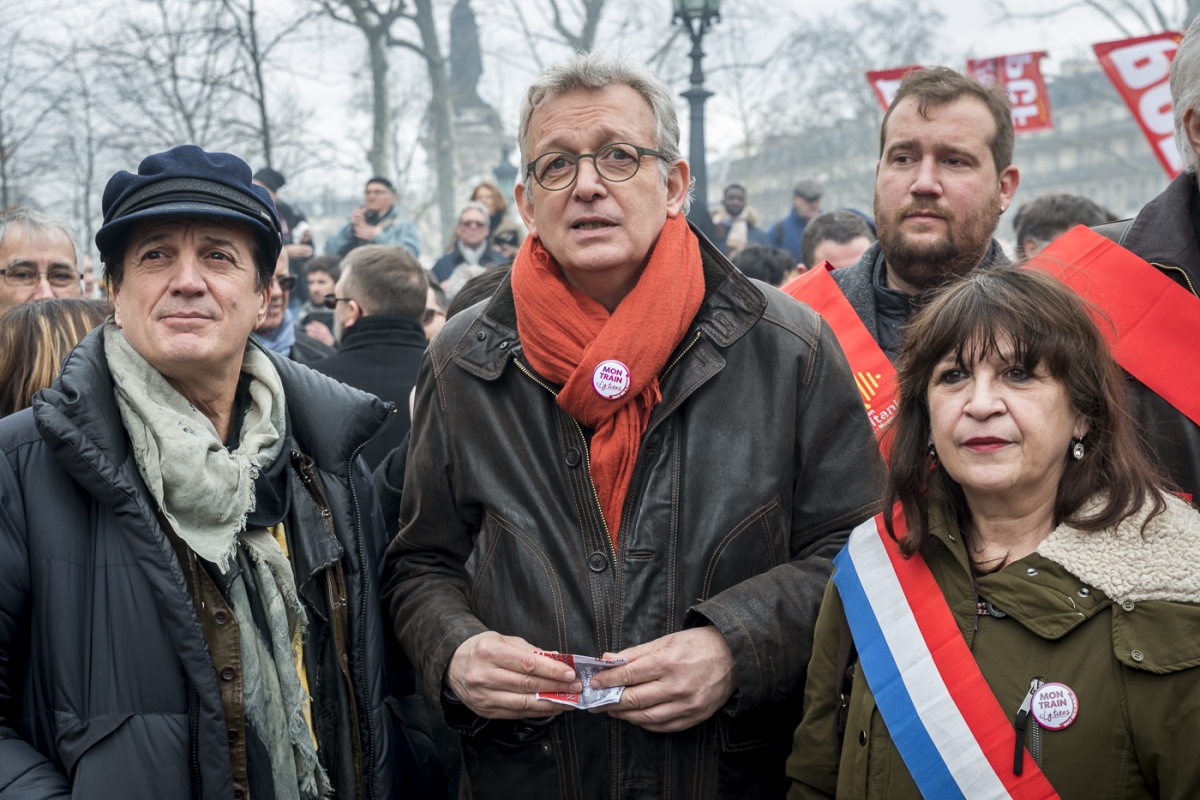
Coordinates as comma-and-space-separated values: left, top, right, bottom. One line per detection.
385, 235, 883, 799
0, 329, 405, 799
1094, 170, 1200, 499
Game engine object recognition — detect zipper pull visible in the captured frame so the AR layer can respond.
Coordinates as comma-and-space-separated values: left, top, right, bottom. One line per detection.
1012, 679, 1038, 775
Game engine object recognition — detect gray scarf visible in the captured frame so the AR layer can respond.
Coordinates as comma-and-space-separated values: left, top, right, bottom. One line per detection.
105, 323, 329, 799
105, 321, 286, 571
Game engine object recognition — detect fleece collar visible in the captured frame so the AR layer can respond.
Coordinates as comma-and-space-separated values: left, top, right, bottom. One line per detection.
1037, 493, 1200, 604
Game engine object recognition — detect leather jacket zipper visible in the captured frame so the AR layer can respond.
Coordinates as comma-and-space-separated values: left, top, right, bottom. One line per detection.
660, 331, 702, 381
1151, 262, 1198, 296
513, 357, 619, 567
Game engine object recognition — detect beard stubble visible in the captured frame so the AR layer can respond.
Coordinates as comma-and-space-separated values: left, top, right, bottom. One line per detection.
875, 189, 1001, 292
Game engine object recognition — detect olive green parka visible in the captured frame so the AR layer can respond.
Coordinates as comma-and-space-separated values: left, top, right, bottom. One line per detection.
787, 495, 1200, 799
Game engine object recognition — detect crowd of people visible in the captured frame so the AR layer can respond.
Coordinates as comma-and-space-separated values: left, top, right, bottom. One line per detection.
1, 16, 1199, 800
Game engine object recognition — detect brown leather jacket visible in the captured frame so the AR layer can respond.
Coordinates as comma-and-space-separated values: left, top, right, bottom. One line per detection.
383, 233, 883, 799
1094, 171, 1200, 498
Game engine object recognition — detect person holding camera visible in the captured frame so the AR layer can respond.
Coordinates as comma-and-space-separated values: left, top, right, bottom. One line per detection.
325, 176, 421, 259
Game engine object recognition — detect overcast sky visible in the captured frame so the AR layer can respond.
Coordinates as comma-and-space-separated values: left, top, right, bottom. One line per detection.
12, 0, 1181, 208
261, 0, 1163, 201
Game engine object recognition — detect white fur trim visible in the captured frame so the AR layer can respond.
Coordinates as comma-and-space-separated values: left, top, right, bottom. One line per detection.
1037, 494, 1200, 603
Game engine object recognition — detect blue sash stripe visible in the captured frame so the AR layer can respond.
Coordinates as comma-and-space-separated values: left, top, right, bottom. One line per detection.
833, 547, 968, 800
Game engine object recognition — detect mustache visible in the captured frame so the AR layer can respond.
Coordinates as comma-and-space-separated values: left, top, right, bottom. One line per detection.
895, 200, 954, 223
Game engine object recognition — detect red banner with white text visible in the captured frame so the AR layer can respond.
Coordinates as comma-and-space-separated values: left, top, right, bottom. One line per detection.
1094, 32, 1184, 178
967, 52, 1054, 134
866, 66, 922, 112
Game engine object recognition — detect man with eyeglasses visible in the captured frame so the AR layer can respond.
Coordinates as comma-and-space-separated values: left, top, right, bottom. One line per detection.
385, 53, 880, 799
0, 207, 83, 315
325, 177, 421, 259
311, 244, 429, 471
431, 202, 502, 284
253, 248, 335, 365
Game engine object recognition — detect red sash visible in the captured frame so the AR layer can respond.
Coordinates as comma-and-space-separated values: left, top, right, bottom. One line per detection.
782, 264, 898, 451
1026, 226, 1200, 428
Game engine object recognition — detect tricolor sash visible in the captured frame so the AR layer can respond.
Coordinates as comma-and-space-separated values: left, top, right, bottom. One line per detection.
1026, 225, 1200, 428
782, 264, 898, 444
833, 511, 1060, 799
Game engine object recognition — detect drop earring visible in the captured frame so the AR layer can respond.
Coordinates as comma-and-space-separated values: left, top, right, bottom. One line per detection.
928, 439, 939, 466
1070, 438, 1085, 460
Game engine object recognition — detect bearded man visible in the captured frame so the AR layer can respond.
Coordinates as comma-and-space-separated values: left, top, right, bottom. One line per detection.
828, 66, 1020, 361
0, 145, 414, 799
385, 53, 881, 798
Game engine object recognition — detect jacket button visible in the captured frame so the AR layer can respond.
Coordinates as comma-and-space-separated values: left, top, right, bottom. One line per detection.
565, 447, 581, 468
1131, 650, 1145, 662
1078, 588, 1090, 597
228, 729, 239, 743
233, 787, 245, 799
540, 743, 552, 754
214, 611, 229, 626
499, 341, 509, 350
588, 551, 608, 572
1025, 568, 1039, 577
858, 730, 867, 746
476, 331, 485, 341
1121, 599, 1135, 612
221, 666, 236, 681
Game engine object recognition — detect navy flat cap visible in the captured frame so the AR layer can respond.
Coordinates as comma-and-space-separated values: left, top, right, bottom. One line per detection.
95, 145, 282, 262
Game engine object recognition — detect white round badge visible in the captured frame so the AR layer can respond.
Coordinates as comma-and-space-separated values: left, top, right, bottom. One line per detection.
592, 360, 631, 400
1030, 682, 1079, 730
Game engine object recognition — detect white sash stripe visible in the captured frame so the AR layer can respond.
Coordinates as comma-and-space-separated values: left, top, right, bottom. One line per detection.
847, 520, 1013, 799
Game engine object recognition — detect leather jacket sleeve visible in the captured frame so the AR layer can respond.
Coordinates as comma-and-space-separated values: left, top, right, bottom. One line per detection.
685, 317, 883, 714
383, 353, 490, 708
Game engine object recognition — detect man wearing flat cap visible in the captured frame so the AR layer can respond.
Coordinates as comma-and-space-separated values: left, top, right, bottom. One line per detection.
0, 145, 419, 799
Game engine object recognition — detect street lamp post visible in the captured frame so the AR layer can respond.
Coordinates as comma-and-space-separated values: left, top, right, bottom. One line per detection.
493, 145, 519, 208
673, 0, 721, 233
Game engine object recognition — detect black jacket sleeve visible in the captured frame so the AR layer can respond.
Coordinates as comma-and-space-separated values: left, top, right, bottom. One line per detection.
0, 436, 72, 798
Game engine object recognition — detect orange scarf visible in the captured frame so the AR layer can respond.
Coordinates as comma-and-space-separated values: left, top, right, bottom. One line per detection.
512, 214, 705, 545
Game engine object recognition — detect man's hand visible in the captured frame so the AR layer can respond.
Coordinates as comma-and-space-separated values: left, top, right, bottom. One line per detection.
446, 631, 583, 720
350, 207, 381, 241
588, 626, 737, 733
285, 243, 314, 259
305, 321, 335, 347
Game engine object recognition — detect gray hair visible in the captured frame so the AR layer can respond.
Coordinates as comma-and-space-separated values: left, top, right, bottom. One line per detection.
458, 201, 491, 222
1172, 14, 1200, 169
0, 206, 81, 269
517, 52, 692, 211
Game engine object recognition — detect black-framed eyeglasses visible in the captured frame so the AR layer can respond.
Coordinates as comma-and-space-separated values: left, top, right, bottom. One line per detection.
526, 142, 665, 191
1, 265, 81, 288
423, 307, 446, 325
272, 275, 296, 292
323, 295, 353, 310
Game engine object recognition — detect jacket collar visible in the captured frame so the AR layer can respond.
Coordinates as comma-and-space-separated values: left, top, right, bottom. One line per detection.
337, 313, 428, 353
925, 503, 1112, 641
34, 326, 394, 484
1123, 170, 1200, 289
451, 220, 766, 381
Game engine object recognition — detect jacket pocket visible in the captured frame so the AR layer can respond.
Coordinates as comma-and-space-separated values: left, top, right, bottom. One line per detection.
56, 711, 191, 798
53, 711, 132, 780
700, 497, 786, 601
466, 512, 569, 652
460, 726, 564, 800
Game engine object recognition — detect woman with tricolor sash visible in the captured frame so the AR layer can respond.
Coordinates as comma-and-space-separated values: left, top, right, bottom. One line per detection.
787, 267, 1200, 799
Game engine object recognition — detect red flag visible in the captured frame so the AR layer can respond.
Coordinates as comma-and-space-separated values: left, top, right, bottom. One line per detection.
967, 52, 1054, 134
1094, 32, 1184, 178
866, 66, 922, 112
